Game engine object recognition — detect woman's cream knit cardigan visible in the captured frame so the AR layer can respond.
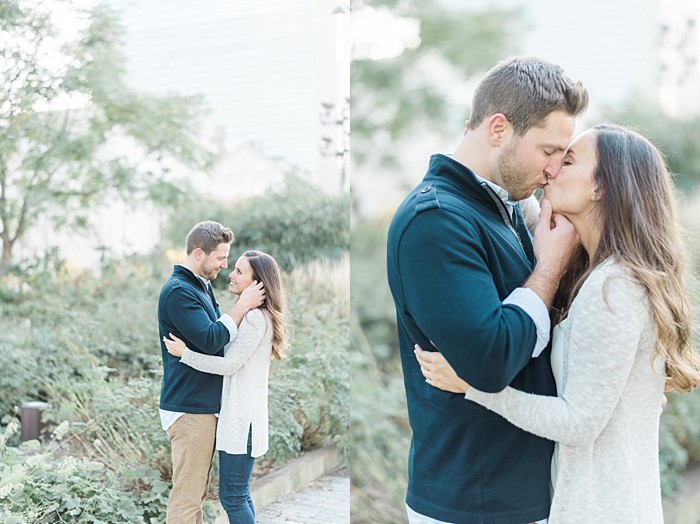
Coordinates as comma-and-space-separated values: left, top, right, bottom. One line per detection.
181, 308, 272, 457
467, 260, 666, 523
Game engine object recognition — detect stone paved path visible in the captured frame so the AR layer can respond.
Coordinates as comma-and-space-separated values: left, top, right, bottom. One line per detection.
255, 470, 349, 523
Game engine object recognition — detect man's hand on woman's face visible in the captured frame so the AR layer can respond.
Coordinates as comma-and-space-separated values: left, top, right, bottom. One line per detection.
532, 198, 580, 276
163, 333, 187, 358
414, 344, 471, 394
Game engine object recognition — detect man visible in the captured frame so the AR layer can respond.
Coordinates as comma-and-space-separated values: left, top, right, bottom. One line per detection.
386, 57, 589, 523
158, 220, 265, 524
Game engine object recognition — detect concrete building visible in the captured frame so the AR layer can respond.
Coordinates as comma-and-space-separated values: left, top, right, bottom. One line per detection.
111, 0, 349, 194
14, 1, 349, 272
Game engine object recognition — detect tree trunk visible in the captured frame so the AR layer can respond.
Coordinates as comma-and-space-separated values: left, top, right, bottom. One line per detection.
0, 234, 12, 276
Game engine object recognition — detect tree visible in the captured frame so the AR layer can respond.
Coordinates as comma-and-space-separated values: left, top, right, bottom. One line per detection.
0, 0, 212, 274
351, 0, 526, 168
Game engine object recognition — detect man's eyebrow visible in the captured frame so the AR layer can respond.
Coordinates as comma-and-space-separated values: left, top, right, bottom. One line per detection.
542, 143, 568, 152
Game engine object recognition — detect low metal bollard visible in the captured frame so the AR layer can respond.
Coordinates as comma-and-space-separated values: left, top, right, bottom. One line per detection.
21, 401, 50, 442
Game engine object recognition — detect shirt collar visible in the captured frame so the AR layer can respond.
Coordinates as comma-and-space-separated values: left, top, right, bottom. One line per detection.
471, 173, 517, 208
177, 264, 211, 288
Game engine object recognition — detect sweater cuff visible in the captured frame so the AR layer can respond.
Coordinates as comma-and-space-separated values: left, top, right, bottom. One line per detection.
465, 387, 496, 407
218, 314, 238, 341
180, 348, 195, 366
503, 287, 550, 358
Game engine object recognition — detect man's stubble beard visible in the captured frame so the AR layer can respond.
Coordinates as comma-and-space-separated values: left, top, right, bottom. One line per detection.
201, 263, 221, 281
496, 137, 533, 202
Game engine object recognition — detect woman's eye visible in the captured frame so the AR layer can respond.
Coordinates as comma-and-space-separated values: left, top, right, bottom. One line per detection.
563, 160, 572, 166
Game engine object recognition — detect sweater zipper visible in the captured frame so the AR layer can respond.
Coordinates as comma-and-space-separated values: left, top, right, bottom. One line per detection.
479, 182, 524, 249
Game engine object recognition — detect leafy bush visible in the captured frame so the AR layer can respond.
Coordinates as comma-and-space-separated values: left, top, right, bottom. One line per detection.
267, 255, 350, 463
162, 173, 350, 278
0, 421, 160, 523
228, 176, 350, 271
0, 316, 99, 423
50, 374, 171, 480
0, 252, 171, 383
0, 251, 348, 518
350, 217, 410, 523
660, 389, 700, 498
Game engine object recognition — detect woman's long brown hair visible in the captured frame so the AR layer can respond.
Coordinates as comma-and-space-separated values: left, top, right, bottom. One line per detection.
243, 250, 289, 360
553, 124, 700, 392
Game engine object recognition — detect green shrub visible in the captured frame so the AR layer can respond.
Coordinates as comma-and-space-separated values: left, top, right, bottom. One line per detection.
50, 374, 171, 480
162, 174, 350, 279
0, 421, 158, 523
350, 217, 411, 523
0, 320, 99, 423
659, 410, 689, 497
267, 255, 350, 463
350, 343, 410, 524
228, 175, 350, 271
0, 252, 172, 381
0, 251, 349, 517
659, 390, 700, 498
83, 253, 171, 376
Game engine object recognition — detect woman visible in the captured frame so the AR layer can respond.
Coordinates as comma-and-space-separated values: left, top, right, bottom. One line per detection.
164, 249, 288, 524
415, 124, 700, 523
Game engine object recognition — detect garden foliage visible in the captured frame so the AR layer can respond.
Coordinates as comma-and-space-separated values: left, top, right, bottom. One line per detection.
0, 186, 349, 520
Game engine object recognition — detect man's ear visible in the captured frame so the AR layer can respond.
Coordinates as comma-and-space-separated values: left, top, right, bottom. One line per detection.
487, 113, 510, 145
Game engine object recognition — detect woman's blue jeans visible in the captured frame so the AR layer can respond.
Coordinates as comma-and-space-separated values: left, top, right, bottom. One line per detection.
219, 429, 255, 523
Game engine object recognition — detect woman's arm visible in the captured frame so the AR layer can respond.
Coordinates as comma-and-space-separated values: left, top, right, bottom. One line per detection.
420, 267, 653, 446
165, 309, 268, 376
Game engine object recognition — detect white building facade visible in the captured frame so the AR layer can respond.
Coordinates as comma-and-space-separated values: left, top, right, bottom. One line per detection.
16, 1, 349, 272
112, 0, 349, 194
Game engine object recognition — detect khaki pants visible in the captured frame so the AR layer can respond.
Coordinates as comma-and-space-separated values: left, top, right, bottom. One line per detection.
166, 414, 217, 524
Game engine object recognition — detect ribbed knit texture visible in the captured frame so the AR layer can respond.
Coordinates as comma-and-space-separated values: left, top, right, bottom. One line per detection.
181, 308, 272, 457
467, 259, 665, 523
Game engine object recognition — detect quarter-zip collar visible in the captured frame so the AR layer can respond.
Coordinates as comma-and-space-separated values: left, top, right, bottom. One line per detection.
427, 154, 523, 246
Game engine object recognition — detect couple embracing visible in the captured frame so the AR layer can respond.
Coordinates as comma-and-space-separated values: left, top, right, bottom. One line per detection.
157, 221, 288, 523
387, 57, 700, 523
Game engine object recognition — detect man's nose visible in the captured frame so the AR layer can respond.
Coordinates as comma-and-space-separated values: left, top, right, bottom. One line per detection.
545, 156, 564, 179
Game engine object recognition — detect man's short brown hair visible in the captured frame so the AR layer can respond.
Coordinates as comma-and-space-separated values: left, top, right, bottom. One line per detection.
185, 221, 233, 255
469, 56, 589, 135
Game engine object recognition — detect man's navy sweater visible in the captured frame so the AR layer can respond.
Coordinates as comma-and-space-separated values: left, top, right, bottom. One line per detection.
386, 154, 556, 524
158, 265, 231, 413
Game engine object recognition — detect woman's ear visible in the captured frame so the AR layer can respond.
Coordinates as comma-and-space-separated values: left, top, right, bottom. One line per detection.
592, 185, 603, 202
